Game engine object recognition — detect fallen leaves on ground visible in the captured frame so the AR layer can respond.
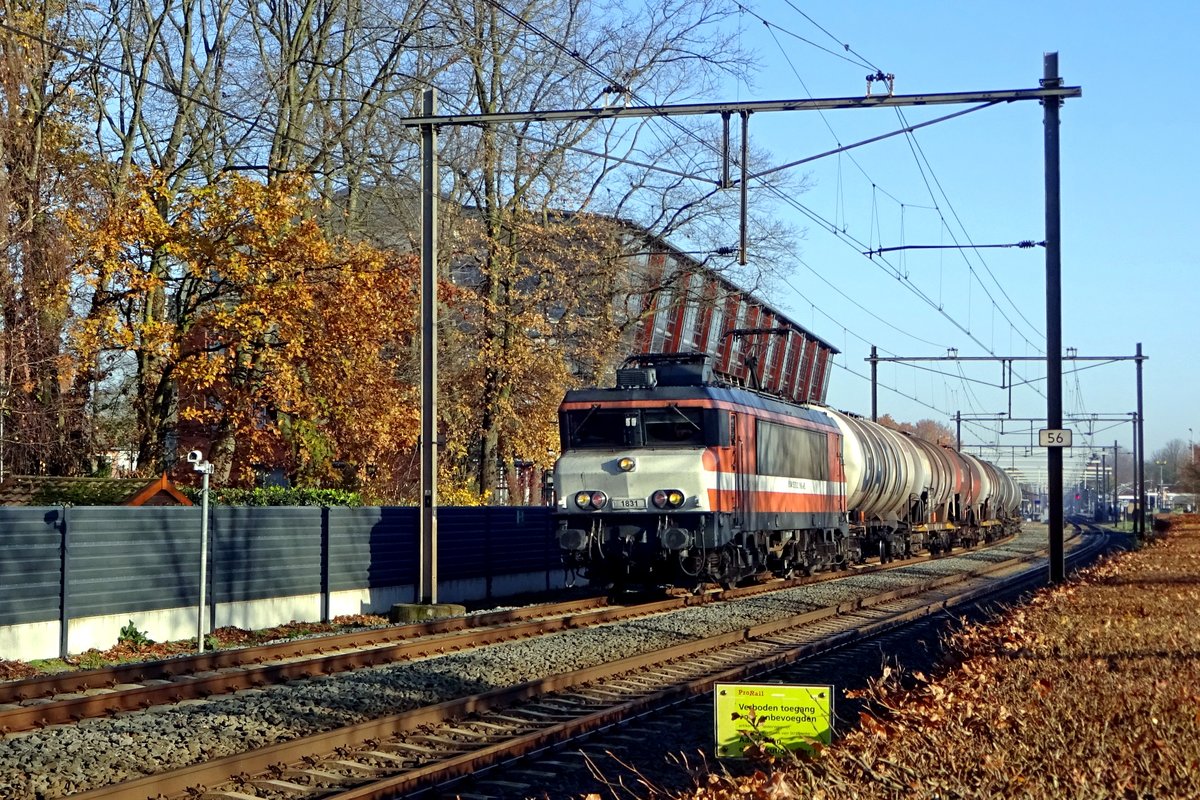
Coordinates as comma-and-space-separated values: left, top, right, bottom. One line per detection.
2, 614, 390, 676
687, 516, 1200, 799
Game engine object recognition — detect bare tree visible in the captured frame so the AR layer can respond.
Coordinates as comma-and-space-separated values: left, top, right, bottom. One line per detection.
1149, 438, 1190, 487
877, 414, 956, 446
1181, 458, 1200, 510
427, 0, 805, 498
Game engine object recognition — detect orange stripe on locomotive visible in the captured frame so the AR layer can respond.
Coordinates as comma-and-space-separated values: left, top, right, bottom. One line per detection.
706, 488, 840, 514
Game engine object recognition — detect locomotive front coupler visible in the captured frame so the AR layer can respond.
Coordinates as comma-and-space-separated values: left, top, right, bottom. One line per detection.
656, 514, 696, 552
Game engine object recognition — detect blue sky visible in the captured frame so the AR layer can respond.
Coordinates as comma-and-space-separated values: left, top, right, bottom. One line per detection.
704, 1, 1198, 482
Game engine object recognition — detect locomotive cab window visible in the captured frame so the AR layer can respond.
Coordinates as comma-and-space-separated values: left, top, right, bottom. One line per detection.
563, 405, 710, 448
642, 407, 704, 446
564, 408, 638, 447
756, 420, 829, 480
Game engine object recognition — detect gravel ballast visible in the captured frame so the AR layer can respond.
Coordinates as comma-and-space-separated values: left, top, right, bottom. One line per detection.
0, 536, 1043, 800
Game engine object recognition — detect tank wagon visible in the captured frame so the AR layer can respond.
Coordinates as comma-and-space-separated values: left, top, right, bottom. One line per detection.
554, 353, 1021, 588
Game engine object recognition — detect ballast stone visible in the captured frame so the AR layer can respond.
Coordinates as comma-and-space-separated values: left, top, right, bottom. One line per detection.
388, 603, 467, 623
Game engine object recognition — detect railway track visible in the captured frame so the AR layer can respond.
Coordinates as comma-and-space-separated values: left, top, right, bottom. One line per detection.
0, 539, 981, 736
0, 595, 616, 734
40, 528, 1096, 800
488, 527, 1119, 800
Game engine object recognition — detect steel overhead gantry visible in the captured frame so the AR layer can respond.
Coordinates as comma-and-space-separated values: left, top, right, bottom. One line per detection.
959, 420, 1139, 529
404, 58, 1081, 604
868, 351, 1141, 421
954, 413, 1139, 444
963, 441, 1125, 522
867, 343, 1145, 581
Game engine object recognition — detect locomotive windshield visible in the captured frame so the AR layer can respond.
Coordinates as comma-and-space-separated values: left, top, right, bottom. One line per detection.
644, 407, 704, 445
563, 406, 707, 448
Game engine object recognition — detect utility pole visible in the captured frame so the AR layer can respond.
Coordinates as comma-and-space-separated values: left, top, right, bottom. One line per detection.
189, 451, 213, 653
419, 88, 439, 604
870, 345, 878, 422
1131, 412, 1140, 533
1112, 440, 1119, 524
1155, 459, 1167, 509
1136, 342, 1145, 535
1044, 52, 1064, 583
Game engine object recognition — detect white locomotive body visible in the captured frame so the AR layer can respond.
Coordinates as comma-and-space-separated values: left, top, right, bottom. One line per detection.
555, 354, 1021, 587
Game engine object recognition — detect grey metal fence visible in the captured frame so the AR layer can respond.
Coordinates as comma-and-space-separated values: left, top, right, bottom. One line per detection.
0, 505, 556, 630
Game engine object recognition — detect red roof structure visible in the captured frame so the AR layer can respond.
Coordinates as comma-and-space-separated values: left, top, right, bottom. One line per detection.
622, 244, 839, 405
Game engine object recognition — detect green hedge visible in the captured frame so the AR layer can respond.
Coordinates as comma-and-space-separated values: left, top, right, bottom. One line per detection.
182, 486, 363, 507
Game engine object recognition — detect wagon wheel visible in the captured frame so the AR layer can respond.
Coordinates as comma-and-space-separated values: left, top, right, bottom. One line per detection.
834, 538, 850, 570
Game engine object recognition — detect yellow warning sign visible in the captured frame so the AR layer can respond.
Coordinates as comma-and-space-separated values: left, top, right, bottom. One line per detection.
714, 682, 833, 758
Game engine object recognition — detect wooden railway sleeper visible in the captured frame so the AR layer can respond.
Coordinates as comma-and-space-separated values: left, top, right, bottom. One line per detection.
279, 767, 342, 782
532, 698, 593, 713
373, 742, 433, 761
358, 750, 408, 765
513, 707, 579, 721
440, 725, 494, 740
653, 665, 696, 677
461, 720, 521, 734
248, 777, 309, 794
383, 739, 460, 755
326, 759, 379, 775
590, 686, 647, 699
603, 676, 657, 688
484, 712, 555, 728
515, 700, 581, 713
609, 675, 661, 688
556, 694, 610, 709
410, 734, 479, 749
474, 722, 535, 739
571, 687, 631, 701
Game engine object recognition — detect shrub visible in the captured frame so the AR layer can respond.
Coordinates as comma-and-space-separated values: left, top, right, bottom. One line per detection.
183, 486, 363, 506
117, 620, 153, 649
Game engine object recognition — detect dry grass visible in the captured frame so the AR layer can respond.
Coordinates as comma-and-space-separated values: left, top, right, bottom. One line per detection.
689, 518, 1200, 799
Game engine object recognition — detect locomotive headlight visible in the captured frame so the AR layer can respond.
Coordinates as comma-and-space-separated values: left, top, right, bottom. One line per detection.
617, 456, 636, 472
574, 491, 594, 509
652, 489, 686, 509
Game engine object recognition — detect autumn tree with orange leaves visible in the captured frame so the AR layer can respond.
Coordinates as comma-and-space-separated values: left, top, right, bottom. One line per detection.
4, 0, 789, 501
436, 211, 632, 498
0, 0, 106, 476
72, 172, 428, 496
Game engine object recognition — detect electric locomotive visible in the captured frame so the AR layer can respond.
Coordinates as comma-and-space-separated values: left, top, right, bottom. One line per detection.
554, 352, 1021, 588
